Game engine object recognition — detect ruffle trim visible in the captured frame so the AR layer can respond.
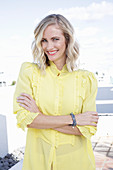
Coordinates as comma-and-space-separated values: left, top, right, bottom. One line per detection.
32, 64, 39, 87
77, 125, 97, 140
16, 110, 39, 131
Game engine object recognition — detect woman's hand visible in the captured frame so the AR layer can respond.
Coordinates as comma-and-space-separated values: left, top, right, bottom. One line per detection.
75, 111, 99, 127
17, 93, 41, 113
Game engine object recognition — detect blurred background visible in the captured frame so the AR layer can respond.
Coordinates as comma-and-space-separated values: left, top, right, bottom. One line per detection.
0, 0, 113, 85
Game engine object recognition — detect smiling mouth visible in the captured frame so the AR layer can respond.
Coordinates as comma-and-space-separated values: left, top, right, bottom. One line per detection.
47, 50, 58, 56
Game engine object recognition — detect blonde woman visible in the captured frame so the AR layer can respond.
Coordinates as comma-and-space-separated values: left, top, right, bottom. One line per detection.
13, 14, 99, 170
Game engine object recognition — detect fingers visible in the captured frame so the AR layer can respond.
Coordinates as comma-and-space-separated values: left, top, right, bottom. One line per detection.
90, 113, 99, 125
76, 111, 99, 126
17, 93, 34, 105
87, 122, 97, 127
91, 115, 99, 123
91, 118, 98, 123
16, 93, 39, 113
17, 98, 33, 112
17, 96, 31, 105
17, 93, 33, 108
20, 93, 33, 101
18, 103, 30, 111
86, 111, 98, 116
85, 111, 99, 121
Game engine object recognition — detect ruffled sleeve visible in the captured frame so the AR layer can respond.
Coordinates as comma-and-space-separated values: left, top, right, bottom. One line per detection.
77, 71, 98, 139
13, 62, 40, 131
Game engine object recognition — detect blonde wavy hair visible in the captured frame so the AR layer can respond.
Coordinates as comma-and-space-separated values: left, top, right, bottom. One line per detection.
31, 14, 79, 72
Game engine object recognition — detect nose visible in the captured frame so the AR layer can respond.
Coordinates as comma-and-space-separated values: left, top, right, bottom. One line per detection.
46, 41, 54, 51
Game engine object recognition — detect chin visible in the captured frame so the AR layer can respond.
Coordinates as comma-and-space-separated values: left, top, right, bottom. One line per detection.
48, 57, 57, 62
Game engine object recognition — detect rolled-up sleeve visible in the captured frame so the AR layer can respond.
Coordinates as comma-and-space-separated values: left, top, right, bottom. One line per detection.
13, 62, 39, 131
77, 72, 98, 139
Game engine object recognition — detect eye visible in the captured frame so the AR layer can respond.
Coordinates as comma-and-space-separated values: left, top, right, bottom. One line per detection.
53, 38, 59, 41
41, 39, 47, 43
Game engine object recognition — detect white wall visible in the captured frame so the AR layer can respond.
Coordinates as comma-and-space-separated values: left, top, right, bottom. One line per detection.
0, 86, 26, 158
0, 114, 8, 157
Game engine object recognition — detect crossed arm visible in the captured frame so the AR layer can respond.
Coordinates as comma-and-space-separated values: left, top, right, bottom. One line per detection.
17, 93, 99, 136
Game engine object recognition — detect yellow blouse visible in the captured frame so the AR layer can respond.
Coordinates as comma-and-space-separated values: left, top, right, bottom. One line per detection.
13, 61, 98, 170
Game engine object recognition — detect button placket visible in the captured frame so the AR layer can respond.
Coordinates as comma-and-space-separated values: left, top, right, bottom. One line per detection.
55, 131, 59, 148
54, 77, 61, 148
55, 77, 60, 115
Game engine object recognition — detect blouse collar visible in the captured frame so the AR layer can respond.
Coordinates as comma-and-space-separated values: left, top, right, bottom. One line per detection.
49, 61, 69, 76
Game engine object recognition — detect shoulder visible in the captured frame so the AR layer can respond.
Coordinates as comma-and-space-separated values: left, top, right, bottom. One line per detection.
20, 62, 39, 70
20, 62, 39, 74
77, 69, 97, 79
76, 69, 98, 88
18, 62, 40, 83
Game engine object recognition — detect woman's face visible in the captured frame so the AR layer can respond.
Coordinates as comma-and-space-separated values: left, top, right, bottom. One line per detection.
41, 24, 66, 64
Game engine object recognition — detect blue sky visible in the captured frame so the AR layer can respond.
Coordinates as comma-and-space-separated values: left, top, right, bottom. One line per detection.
0, 0, 113, 79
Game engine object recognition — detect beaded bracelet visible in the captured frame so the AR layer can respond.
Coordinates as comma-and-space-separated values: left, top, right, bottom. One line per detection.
70, 112, 77, 128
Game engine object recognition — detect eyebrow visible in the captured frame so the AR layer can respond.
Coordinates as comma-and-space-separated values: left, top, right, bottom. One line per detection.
51, 36, 60, 38
42, 36, 60, 40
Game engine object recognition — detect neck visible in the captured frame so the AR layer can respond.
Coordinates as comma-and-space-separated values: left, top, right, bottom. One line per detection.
53, 59, 66, 71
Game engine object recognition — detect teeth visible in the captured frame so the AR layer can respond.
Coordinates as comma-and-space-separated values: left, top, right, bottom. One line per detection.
48, 51, 57, 54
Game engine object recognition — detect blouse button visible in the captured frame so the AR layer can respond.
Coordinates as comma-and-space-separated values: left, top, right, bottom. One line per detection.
57, 73, 60, 76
